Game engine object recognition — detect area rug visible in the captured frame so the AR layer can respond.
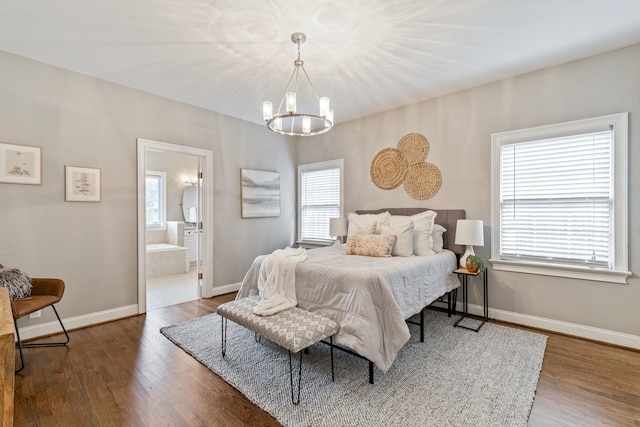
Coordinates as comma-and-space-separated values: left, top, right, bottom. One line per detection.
161, 310, 547, 427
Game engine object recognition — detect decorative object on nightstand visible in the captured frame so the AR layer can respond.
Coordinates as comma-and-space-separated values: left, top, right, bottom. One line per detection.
454, 219, 484, 268
454, 267, 488, 332
465, 254, 484, 277
329, 217, 347, 244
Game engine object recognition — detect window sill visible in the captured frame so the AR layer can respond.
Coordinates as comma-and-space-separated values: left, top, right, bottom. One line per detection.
296, 240, 334, 249
489, 259, 630, 284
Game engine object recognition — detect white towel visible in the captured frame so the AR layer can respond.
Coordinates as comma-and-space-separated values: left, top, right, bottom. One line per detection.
253, 247, 308, 316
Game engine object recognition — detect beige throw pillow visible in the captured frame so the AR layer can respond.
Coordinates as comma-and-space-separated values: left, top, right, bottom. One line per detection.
346, 234, 396, 257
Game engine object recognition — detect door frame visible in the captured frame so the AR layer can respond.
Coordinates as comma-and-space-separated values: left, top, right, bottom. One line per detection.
136, 138, 214, 314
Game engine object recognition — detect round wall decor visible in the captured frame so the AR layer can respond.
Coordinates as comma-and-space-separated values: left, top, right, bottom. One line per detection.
370, 148, 409, 190
403, 161, 442, 199
397, 133, 429, 165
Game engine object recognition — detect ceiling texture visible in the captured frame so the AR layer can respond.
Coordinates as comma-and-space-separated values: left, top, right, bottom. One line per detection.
1, 1, 640, 127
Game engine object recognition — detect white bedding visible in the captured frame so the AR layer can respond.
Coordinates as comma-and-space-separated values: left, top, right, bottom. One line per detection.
236, 244, 459, 373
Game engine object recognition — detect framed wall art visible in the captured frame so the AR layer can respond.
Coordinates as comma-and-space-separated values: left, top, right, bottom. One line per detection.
0, 142, 42, 185
65, 165, 101, 202
240, 168, 280, 218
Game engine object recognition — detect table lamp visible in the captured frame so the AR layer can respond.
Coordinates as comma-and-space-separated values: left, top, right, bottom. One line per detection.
455, 219, 484, 268
329, 217, 348, 245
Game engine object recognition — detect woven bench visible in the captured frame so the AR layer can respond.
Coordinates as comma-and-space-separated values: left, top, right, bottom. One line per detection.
217, 295, 339, 404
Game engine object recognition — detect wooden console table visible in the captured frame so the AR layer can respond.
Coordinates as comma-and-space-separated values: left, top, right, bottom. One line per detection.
0, 288, 14, 427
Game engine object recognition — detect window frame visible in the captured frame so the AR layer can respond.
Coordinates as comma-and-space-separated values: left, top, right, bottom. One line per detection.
145, 170, 167, 231
297, 159, 344, 246
490, 113, 630, 284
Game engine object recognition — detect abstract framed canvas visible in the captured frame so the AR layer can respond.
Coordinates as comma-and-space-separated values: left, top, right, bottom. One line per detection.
0, 142, 42, 185
65, 165, 102, 202
241, 169, 280, 218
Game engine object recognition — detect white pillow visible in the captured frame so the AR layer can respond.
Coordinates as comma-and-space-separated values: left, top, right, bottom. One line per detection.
380, 221, 414, 257
347, 212, 390, 241
432, 224, 446, 253
410, 210, 438, 256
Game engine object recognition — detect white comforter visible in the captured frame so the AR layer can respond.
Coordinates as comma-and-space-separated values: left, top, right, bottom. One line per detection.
236, 244, 459, 373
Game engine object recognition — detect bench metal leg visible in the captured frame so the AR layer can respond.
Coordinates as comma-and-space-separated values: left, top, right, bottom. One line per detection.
221, 317, 228, 357
330, 337, 335, 382
288, 350, 303, 405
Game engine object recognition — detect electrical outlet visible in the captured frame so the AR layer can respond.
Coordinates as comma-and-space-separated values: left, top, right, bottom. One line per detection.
29, 310, 42, 319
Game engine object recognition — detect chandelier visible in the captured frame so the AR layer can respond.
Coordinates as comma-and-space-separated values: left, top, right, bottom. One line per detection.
262, 32, 333, 136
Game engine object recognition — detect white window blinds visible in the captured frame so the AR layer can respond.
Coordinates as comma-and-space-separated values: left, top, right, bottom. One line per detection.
299, 161, 342, 243
499, 129, 612, 268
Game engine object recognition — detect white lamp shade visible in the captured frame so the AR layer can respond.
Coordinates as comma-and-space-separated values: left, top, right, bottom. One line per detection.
273, 117, 282, 131
302, 116, 311, 134
262, 101, 273, 121
327, 109, 334, 125
455, 220, 484, 246
319, 97, 330, 117
286, 92, 296, 114
329, 217, 348, 237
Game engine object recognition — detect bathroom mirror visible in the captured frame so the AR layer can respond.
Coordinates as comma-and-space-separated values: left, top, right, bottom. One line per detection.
181, 186, 198, 223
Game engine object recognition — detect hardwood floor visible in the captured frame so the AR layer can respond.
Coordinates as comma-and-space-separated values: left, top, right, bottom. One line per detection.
13, 295, 640, 427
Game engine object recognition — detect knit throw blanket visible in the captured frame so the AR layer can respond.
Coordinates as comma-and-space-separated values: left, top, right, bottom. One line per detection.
0, 267, 33, 300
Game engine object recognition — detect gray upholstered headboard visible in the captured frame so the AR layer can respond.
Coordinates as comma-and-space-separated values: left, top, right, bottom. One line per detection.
354, 208, 466, 255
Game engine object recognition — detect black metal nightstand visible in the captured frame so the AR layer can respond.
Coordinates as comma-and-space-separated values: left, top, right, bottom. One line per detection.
453, 267, 488, 332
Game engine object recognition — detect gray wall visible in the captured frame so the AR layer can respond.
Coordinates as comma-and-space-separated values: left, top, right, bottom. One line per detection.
0, 50, 297, 326
301, 44, 639, 338
1, 41, 638, 341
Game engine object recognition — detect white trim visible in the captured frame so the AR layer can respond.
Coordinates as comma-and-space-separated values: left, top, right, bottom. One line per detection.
17, 304, 138, 341
431, 301, 640, 350
297, 158, 344, 243
490, 113, 629, 282
137, 139, 215, 312
212, 282, 242, 296
490, 259, 631, 284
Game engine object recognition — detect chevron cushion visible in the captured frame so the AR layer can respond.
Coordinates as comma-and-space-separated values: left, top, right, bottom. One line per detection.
217, 296, 339, 353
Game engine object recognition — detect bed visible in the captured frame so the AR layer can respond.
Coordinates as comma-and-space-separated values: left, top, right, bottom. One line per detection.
236, 208, 465, 374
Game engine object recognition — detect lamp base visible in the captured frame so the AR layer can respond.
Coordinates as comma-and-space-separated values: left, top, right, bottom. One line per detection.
459, 246, 475, 268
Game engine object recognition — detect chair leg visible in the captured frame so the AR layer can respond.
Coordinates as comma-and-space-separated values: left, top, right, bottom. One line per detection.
14, 320, 24, 373
15, 305, 69, 373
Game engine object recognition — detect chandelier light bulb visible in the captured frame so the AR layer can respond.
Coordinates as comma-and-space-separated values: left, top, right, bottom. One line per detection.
286, 92, 296, 114
262, 101, 273, 121
303, 116, 311, 134
274, 117, 282, 131
319, 97, 330, 118
327, 109, 334, 125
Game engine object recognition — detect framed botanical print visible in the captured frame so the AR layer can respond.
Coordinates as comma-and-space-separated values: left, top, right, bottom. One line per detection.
0, 142, 42, 185
65, 165, 101, 202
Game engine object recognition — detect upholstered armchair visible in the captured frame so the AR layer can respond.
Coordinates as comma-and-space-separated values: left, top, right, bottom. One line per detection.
0, 265, 69, 373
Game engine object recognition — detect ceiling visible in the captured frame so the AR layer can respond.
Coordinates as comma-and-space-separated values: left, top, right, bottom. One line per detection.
1, 1, 640, 127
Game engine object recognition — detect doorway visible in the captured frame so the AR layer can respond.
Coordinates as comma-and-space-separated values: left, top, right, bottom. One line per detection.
136, 138, 214, 314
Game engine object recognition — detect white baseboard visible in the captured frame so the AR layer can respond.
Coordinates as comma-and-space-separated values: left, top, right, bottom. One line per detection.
20, 283, 241, 341
432, 301, 640, 350
210, 282, 241, 297
21, 295, 639, 351
18, 304, 139, 341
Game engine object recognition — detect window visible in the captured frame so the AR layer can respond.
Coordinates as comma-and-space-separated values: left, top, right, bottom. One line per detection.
491, 113, 629, 284
146, 170, 166, 230
298, 159, 344, 244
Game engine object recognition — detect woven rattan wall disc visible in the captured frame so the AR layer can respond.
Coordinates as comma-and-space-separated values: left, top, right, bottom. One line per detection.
397, 133, 429, 165
370, 148, 409, 190
403, 162, 442, 199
